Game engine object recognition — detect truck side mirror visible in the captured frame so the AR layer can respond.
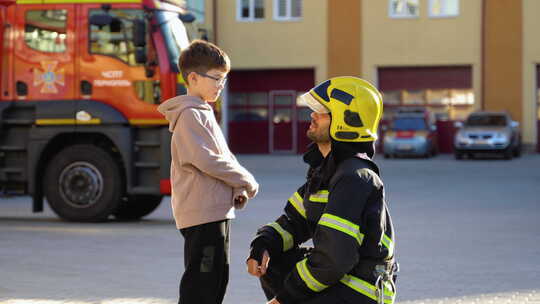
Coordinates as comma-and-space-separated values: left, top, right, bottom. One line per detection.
89, 14, 113, 27
133, 19, 146, 47
454, 121, 463, 128
431, 125, 437, 132
179, 12, 196, 23
135, 48, 147, 64
510, 121, 519, 128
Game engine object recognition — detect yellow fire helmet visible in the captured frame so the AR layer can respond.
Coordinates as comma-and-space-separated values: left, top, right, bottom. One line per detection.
299, 76, 383, 142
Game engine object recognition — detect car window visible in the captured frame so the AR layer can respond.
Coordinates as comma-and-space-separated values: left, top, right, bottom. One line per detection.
466, 115, 507, 127
392, 117, 427, 131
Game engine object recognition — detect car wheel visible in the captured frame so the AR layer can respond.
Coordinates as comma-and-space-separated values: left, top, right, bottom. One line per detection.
513, 145, 522, 157
114, 195, 163, 220
455, 152, 463, 160
44, 145, 123, 222
503, 149, 513, 160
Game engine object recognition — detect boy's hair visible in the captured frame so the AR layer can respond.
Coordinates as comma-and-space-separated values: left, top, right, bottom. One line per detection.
179, 40, 231, 85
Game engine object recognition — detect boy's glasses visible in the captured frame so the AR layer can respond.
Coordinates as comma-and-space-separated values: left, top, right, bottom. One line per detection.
195, 72, 228, 87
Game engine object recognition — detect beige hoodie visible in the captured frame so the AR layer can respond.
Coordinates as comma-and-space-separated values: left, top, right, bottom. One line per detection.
158, 95, 259, 229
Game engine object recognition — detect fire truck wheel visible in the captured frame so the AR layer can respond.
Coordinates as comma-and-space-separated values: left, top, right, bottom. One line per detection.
113, 195, 163, 220
44, 145, 123, 222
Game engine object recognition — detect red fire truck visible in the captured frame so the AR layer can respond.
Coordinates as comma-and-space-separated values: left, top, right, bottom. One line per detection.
0, 0, 194, 221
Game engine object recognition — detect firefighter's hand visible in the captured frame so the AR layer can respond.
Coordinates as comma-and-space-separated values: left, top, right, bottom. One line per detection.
247, 250, 270, 277
266, 298, 280, 304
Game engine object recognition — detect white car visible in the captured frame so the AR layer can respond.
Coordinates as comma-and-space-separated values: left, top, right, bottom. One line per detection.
454, 112, 521, 160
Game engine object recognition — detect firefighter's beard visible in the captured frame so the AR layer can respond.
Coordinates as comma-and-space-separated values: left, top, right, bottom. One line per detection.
307, 124, 331, 144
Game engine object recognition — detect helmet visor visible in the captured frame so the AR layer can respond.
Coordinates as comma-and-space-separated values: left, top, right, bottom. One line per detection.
298, 92, 329, 114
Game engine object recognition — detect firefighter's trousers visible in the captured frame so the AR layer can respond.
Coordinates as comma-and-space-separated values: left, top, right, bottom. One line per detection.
259, 248, 381, 304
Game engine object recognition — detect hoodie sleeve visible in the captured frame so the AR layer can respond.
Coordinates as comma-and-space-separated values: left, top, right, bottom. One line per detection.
174, 108, 258, 195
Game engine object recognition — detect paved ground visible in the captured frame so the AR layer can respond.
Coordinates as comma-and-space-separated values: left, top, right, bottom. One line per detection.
1, 154, 539, 304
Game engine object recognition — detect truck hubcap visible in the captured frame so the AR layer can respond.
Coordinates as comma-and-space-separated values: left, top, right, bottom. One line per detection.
59, 162, 103, 208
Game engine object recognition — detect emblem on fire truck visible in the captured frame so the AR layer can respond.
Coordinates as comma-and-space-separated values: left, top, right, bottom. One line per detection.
33, 61, 65, 94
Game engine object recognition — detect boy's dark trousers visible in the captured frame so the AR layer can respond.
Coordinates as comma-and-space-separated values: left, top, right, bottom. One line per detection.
179, 219, 230, 304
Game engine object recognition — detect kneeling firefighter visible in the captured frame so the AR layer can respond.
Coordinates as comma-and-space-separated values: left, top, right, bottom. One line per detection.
247, 77, 398, 304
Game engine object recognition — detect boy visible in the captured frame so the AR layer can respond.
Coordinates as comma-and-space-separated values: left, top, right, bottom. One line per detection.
158, 40, 259, 304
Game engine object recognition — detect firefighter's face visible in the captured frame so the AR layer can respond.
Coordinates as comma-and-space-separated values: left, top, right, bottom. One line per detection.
191, 68, 228, 102
307, 112, 331, 143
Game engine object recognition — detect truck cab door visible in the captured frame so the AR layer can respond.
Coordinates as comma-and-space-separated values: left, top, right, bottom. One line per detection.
78, 4, 161, 118
13, 5, 75, 100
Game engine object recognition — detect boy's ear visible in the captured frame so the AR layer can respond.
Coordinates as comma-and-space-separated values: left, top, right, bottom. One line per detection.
187, 71, 197, 85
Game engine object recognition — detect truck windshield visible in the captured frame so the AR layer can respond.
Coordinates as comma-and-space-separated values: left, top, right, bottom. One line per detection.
155, 9, 189, 73
466, 115, 507, 127
392, 117, 427, 131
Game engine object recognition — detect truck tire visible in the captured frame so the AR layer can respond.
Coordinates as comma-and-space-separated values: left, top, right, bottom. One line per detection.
44, 145, 123, 222
114, 195, 163, 220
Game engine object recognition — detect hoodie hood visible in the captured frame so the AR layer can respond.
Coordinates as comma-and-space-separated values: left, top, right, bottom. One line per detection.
157, 95, 212, 132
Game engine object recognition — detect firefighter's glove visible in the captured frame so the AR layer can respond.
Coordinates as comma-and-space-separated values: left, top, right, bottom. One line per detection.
246, 250, 270, 278
247, 239, 271, 277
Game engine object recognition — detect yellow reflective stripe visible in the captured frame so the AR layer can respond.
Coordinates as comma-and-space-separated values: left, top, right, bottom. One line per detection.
296, 258, 328, 292
309, 190, 329, 203
129, 119, 169, 126
382, 234, 394, 257
288, 192, 306, 218
318, 213, 364, 245
340, 274, 395, 304
36, 118, 101, 125
266, 222, 293, 252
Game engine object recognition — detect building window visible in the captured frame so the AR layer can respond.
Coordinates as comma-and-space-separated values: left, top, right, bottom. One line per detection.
237, 0, 265, 21
89, 9, 146, 66
389, 0, 419, 18
429, 0, 459, 18
229, 92, 269, 121
274, 0, 302, 21
381, 88, 474, 120
25, 10, 67, 53
185, 0, 205, 23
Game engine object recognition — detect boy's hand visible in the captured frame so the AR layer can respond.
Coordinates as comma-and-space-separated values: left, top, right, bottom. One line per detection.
233, 188, 249, 209
247, 181, 259, 198
247, 250, 270, 277
266, 298, 280, 304
234, 194, 247, 209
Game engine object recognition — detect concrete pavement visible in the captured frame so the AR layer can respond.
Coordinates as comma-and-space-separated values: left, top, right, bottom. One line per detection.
1, 154, 539, 303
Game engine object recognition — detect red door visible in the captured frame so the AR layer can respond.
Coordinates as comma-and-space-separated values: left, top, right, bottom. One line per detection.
13, 5, 75, 100
537, 65, 540, 152
269, 91, 297, 153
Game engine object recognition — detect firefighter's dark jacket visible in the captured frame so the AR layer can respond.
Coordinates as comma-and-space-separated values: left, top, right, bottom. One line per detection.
250, 142, 396, 304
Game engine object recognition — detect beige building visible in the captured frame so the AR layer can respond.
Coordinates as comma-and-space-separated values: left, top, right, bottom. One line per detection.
191, 0, 539, 154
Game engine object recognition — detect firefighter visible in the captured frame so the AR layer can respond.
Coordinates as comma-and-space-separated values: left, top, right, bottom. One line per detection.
247, 77, 397, 304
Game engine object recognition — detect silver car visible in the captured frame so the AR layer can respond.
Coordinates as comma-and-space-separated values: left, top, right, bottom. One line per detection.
454, 112, 521, 159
